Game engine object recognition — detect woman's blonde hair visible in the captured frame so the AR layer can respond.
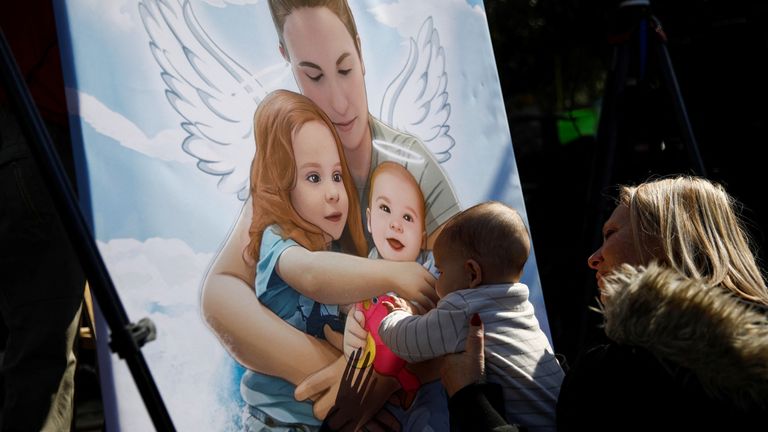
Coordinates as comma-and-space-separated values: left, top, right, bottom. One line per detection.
246, 89, 367, 260
620, 176, 768, 305
268, 0, 361, 60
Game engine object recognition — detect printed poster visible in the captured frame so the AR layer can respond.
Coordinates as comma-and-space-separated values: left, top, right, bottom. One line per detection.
54, 0, 553, 430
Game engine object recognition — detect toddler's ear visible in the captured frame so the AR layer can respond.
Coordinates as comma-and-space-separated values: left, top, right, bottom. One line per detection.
465, 259, 482, 288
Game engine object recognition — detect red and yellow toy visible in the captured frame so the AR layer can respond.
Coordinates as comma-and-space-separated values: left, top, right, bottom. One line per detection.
356, 295, 421, 393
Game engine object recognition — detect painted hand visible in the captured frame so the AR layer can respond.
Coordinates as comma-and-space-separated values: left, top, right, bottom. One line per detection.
391, 261, 438, 311
320, 349, 402, 432
343, 310, 367, 360
295, 354, 347, 420
324, 324, 345, 352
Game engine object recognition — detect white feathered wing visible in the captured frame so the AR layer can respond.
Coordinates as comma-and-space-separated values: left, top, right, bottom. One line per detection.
379, 17, 455, 163
141, 3, 454, 200
139, 0, 273, 200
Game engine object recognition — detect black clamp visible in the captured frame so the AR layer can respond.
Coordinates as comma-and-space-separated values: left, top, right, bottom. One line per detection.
109, 318, 157, 358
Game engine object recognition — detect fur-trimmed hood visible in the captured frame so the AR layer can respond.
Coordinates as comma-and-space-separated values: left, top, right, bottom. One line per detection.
600, 263, 768, 409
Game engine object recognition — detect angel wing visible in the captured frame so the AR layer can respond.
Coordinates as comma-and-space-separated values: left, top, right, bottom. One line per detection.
139, 0, 272, 200
379, 17, 454, 163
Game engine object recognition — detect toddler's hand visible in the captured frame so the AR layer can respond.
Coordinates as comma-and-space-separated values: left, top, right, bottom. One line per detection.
382, 296, 416, 315
343, 310, 367, 360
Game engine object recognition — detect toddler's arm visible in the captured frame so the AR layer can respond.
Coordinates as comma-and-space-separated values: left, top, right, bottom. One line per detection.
277, 246, 438, 308
378, 295, 470, 363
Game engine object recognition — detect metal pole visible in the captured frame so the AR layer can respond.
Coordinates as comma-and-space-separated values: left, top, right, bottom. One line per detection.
0, 27, 176, 432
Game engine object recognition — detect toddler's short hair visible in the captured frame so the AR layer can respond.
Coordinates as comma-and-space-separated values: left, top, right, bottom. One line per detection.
436, 201, 530, 278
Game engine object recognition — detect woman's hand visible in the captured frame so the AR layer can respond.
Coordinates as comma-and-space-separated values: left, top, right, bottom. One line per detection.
440, 313, 484, 397
295, 354, 349, 419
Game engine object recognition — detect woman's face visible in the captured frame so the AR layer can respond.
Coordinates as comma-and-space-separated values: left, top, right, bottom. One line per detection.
290, 121, 349, 242
588, 205, 642, 296
282, 7, 369, 155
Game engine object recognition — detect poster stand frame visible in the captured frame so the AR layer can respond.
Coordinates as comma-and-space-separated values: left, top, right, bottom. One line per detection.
0, 28, 176, 432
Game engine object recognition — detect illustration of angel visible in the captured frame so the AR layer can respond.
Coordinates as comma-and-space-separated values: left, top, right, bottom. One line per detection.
139, 0, 461, 428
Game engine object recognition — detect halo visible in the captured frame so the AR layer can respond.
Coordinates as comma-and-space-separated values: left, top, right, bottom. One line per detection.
372, 139, 426, 164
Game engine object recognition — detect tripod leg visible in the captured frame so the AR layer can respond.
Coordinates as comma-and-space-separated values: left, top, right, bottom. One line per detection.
651, 17, 707, 177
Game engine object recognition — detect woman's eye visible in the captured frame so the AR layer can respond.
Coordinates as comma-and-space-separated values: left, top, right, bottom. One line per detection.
307, 73, 323, 82
379, 204, 390, 213
306, 174, 320, 183
339, 68, 351, 76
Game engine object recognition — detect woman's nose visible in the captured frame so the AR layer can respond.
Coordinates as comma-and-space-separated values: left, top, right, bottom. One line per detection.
588, 248, 603, 270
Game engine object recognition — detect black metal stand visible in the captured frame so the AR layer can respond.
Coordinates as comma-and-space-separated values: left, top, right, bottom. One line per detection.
588, 0, 707, 243
580, 0, 707, 347
0, 28, 175, 432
